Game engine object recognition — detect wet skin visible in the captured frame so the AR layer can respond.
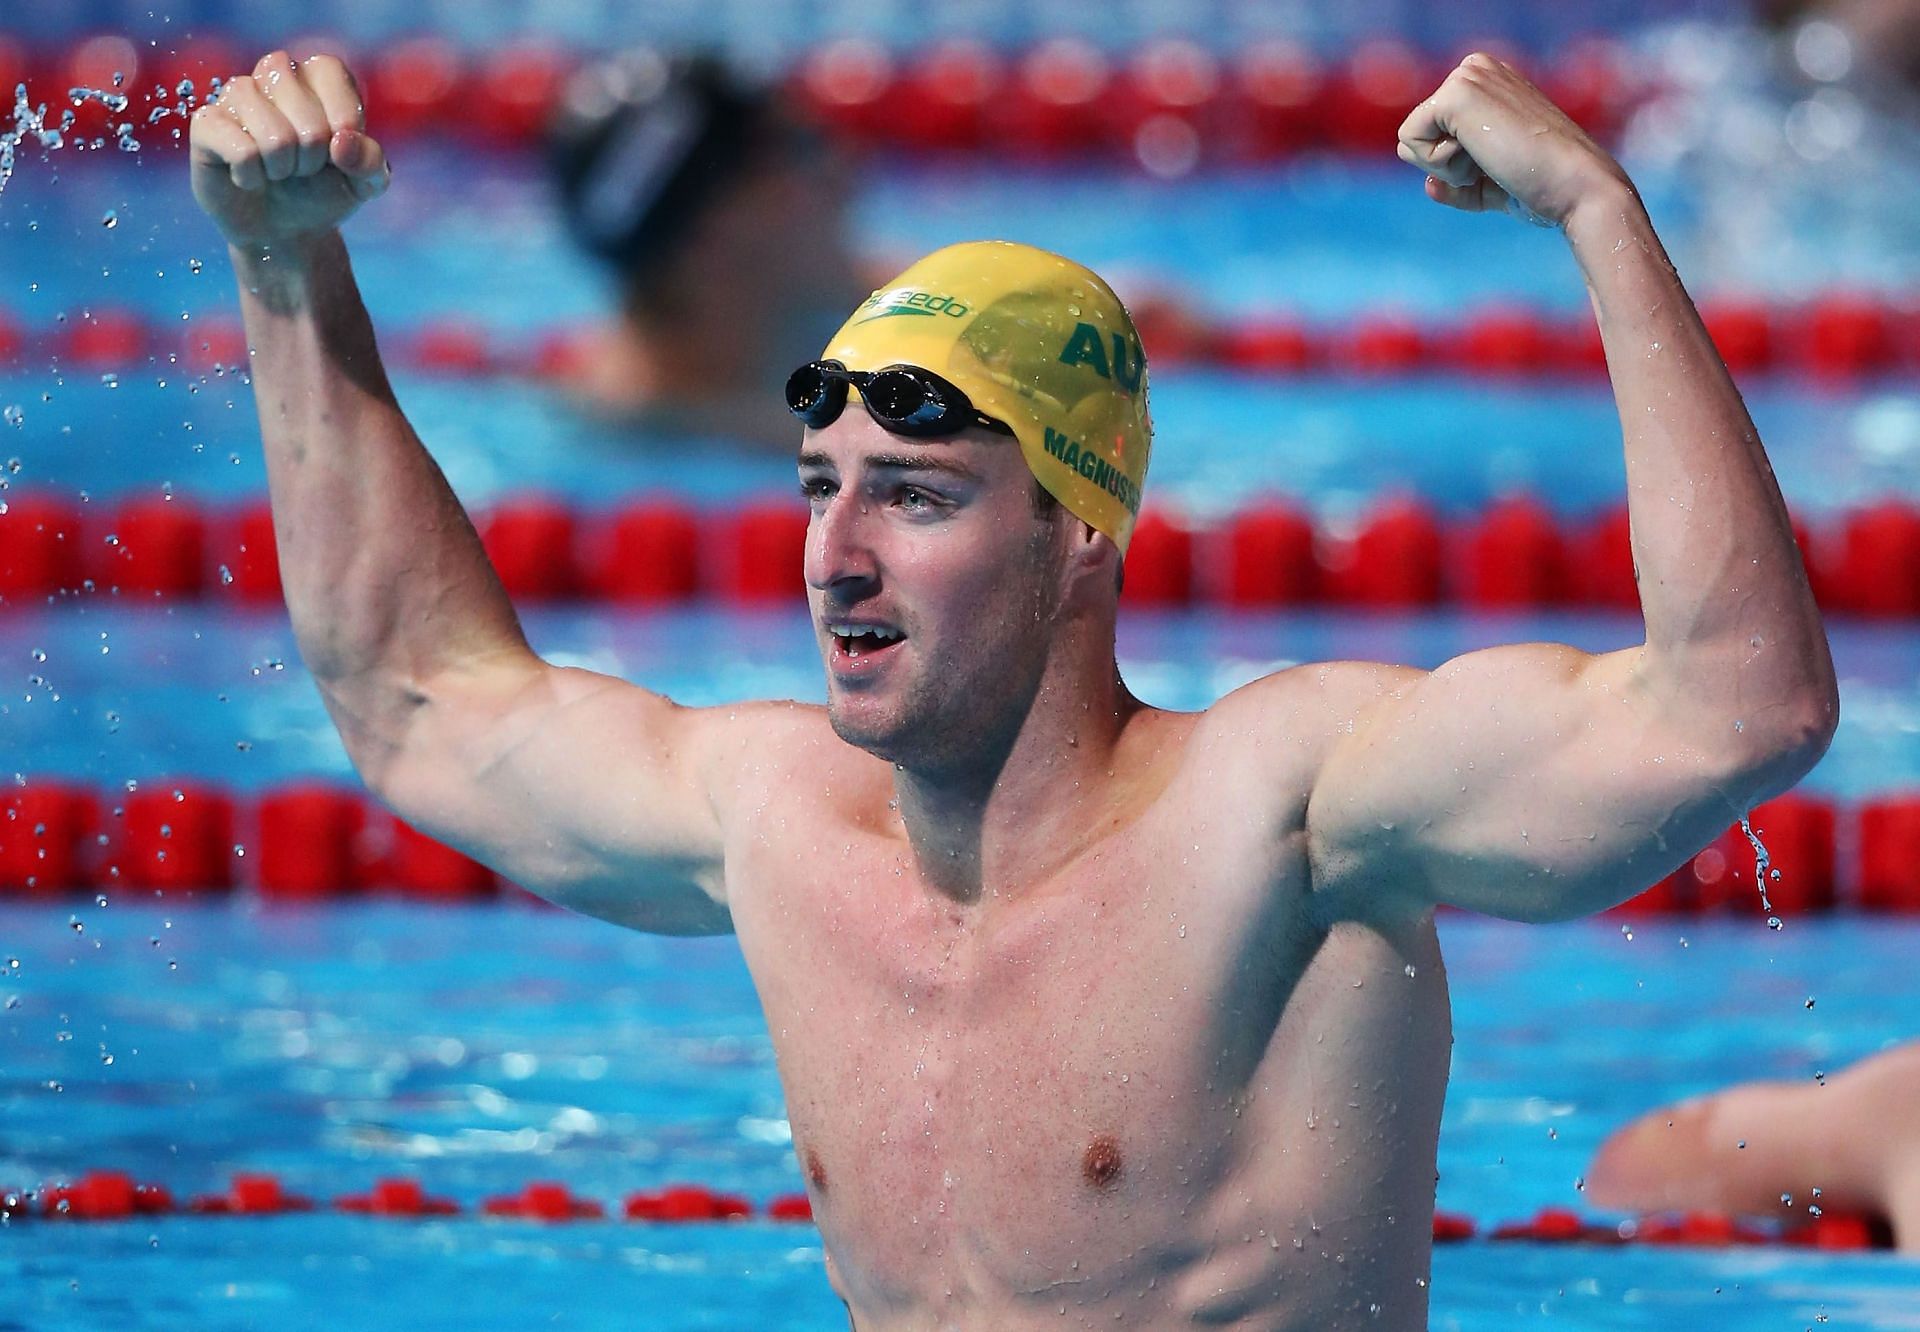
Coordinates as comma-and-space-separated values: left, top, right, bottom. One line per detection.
188, 47, 1837, 1332
721, 691, 1450, 1331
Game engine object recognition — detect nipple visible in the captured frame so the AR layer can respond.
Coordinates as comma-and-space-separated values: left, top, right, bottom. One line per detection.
1082, 1134, 1123, 1190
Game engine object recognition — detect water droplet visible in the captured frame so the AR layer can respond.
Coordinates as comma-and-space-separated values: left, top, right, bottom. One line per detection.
1, 406, 21, 429
100, 209, 117, 229
188, 258, 203, 274
29, 649, 44, 663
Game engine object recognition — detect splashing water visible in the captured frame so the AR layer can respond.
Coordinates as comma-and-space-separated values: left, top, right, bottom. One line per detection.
1, 84, 67, 198
1737, 815, 1784, 930
2, 77, 215, 200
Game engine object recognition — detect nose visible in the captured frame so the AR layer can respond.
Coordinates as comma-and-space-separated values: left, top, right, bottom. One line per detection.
804, 488, 880, 595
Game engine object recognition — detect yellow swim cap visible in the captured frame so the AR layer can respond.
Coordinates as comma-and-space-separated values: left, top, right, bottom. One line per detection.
821, 241, 1152, 554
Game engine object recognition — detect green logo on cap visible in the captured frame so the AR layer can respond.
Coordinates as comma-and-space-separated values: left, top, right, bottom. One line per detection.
854, 288, 972, 324
1059, 323, 1145, 394
1042, 426, 1141, 515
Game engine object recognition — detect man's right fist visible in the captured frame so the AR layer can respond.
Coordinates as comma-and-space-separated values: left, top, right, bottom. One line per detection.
189, 51, 390, 250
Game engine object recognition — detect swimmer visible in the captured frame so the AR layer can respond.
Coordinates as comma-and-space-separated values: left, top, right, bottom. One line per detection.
547, 49, 862, 445
191, 50, 1836, 1330
1587, 1042, 1920, 1251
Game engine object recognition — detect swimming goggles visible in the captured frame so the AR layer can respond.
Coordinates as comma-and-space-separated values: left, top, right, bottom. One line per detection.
785, 360, 1014, 438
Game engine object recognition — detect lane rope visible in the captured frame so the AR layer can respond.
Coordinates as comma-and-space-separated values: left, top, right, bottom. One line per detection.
2, 783, 1915, 913
2, 1170, 1894, 1251
3, 489, 1917, 618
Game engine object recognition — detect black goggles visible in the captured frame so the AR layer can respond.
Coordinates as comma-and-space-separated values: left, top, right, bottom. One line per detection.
785, 360, 1014, 438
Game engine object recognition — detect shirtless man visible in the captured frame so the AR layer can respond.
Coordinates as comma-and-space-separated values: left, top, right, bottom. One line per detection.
1588, 1042, 1920, 1252
189, 49, 1836, 1330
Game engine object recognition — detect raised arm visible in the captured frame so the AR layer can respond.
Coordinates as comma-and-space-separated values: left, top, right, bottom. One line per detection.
191, 52, 739, 933
1306, 55, 1838, 924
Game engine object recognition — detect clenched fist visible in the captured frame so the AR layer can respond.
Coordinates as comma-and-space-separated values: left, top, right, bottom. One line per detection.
190, 51, 390, 250
1397, 53, 1630, 229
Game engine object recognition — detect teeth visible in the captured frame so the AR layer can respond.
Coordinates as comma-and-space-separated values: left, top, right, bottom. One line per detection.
832, 625, 902, 642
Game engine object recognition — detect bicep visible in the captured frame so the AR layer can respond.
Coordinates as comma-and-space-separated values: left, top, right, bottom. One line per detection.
371, 655, 738, 933
1308, 643, 1748, 922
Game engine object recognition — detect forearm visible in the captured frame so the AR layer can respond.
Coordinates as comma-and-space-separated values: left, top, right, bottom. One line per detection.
233, 231, 529, 732
1564, 184, 1837, 764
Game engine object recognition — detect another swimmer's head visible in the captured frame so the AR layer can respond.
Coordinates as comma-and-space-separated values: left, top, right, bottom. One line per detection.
791, 241, 1152, 768
549, 50, 846, 324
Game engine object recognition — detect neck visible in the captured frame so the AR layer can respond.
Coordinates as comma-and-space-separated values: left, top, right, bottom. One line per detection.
889, 615, 1142, 907
626, 283, 763, 401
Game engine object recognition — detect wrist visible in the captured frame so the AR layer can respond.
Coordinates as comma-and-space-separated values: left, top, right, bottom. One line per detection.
1560, 174, 1649, 260
228, 230, 345, 306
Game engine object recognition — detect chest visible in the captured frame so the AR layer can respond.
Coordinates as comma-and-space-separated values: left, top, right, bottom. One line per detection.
726, 814, 1315, 1284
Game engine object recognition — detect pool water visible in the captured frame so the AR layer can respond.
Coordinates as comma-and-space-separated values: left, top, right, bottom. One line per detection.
3, 905, 1918, 1330
4, 63, 1919, 1329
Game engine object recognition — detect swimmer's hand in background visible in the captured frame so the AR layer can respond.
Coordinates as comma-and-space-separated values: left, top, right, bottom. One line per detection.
189, 51, 390, 251
1396, 52, 1629, 229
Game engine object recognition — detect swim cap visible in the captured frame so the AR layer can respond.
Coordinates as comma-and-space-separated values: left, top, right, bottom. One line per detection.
548, 50, 784, 277
820, 241, 1152, 553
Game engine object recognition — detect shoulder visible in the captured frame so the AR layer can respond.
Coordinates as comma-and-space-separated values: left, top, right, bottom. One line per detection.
1151, 660, 1428, 833
1200, 659, 1429, 759
681, 698, 894, 823
681, 697, 841, 782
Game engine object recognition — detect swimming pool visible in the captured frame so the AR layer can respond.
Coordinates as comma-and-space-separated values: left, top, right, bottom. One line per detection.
5, 24, 1920, 1328
4, 905, 1918, 1330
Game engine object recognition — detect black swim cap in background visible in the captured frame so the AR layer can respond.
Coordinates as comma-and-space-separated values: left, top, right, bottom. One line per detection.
547, 50, 776, 277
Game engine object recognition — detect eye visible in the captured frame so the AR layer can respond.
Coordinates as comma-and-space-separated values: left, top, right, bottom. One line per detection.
798, 477, 835, 503
896, 485, 938, 512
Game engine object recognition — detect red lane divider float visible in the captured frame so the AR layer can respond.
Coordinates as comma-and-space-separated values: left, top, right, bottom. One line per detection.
0, 35, 1646, 159
3, 1171, 1892, 1250
7, 296, 1920, 385
3, 783, 1918, 913
3, 493, 1918, 620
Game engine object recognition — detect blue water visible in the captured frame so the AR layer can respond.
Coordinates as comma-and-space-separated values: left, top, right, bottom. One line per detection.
5, 153, 1919, 523
6, 47, 1920, 1329
5, 604, 1920, 801
2, 906, 1917, 1330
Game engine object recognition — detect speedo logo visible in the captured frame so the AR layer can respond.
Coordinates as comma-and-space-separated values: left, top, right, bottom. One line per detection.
852, 287, 972, 323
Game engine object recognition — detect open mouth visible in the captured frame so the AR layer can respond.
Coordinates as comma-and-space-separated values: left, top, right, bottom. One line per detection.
827, 623, 906, 671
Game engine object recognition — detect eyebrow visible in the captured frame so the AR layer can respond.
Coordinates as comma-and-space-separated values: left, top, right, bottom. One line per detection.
795, 450, 982, 482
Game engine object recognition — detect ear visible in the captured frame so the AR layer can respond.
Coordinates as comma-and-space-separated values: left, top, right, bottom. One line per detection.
1059, 518, 1122, 602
